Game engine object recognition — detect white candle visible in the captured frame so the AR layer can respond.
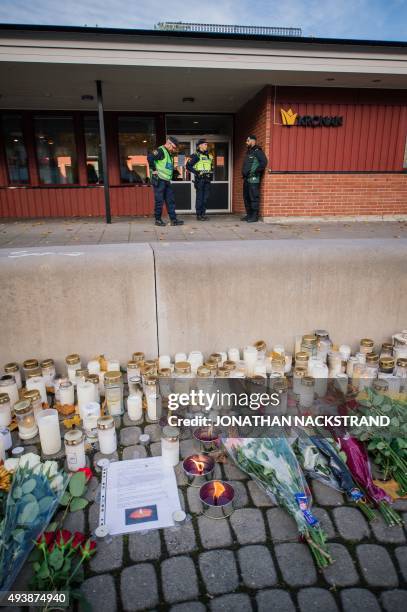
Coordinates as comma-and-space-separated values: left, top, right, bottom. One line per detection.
37, 409, 61, 455
64, 429, 86, 471
26, 376, 47, 404
146, 393, 159, 422
158, 355, 171, 369
4, 364, 22, 389
107, 359, 120, 371
0, 435, 5, 462
82, 402, 101, 438
0, 395, 12, 428
77, 381, 95, 417
87, 360, 101, 375
127, 394, 143, 422
97, 416, 117, 455
339, 345, 351, 361
243, 346, 257, 376
161, 426, 180, 467
228, 348, 240, 362
59, 381, 74, 405
0, 376, 19, 407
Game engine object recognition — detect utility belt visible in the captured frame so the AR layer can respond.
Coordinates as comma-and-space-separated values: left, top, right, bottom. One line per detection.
151, 175, 170, 187
195, 172, 213, 182
244, 175, 260, 184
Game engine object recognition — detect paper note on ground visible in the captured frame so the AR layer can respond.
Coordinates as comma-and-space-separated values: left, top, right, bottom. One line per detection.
104, 456, 181, 534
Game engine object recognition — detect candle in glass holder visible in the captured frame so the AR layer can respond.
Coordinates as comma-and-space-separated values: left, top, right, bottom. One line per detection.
37, 409, 61, 455
87, 359, 101, 375
0, 393, 12, 428
59, 380, 74, 406
104, 371, 124, 416
14, 399, 38, 440
77, 381, 95, 417
66, 354, 81, 383
127, 394, 143, 422
0, 375, 19, 407
228, 348, 240, 362
161, 426, 180, 467
127, 360, 141, 381
82, 401, 101, 439
243, 346, 258, 376
107, 359, 120, 372
4, 363, 22, 389
86, 374, 100, 403
175, 352, 187, 363
299, 376, 315, 409
40, 359, 56, 387
97, 415, 117, 455
23, 359, 39, 381
26, 376, 47, 404
146, 393, 162, 423
22, 388, 43, 420
64, 428, 86, 471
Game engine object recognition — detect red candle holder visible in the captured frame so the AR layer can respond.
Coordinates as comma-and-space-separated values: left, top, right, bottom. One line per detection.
183, 454, 215, 487
199, 480, 235, 519
193, 427, 220, 453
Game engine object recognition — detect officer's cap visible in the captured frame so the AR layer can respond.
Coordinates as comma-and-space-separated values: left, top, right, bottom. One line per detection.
196, 138, 208, 147
247, 134, 257, 141
167, 136, 179, 146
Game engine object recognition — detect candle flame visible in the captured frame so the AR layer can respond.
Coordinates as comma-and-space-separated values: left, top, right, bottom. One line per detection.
212, 481, 225, 504
192, 459, 206, 474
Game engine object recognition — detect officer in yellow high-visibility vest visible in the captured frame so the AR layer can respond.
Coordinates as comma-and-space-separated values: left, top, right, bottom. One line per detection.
186, 138, 213, 220
147, 136, 184, 226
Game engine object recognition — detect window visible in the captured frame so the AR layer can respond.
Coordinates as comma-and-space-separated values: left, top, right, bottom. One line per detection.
118, 117, 155, 184
34, 116, 78, 184
84, 116, 103, 184
1, 114, 29, 184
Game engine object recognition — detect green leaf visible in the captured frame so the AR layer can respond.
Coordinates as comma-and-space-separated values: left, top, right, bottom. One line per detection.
12, 528, 25, 544
13, 485, 23, 500
38, 496, 54, 514
33, 562, 41, 572
18, 500, 39, 524
49, 547, 64, 571
47, 521, 58, 532
59, 491, 71, 506
69, 497, 88, 512
62, 557, 72, 573
22, 478, 37, 495
69, 472, 86, 498
37, 560, 50, 579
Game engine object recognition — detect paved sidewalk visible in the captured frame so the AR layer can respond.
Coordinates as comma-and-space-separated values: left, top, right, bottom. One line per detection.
1, 215, 406, 248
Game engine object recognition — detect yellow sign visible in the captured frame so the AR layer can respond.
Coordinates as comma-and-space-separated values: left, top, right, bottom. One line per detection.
280, 108, 298, 126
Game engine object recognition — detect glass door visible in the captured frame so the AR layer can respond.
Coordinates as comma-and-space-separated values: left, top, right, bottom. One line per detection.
169, 135, 231, 213
170, 138, 193, 211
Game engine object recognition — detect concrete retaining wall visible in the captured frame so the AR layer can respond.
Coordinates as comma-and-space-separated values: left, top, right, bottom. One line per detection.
0, 239, 406, 368
0, 244, 158, 369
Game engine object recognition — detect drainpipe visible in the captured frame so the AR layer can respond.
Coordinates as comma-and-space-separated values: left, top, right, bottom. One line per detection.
96, 80, 111, 224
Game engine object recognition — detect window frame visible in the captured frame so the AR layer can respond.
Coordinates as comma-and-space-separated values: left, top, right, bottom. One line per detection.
0, 112, 31, 186
116, 114, 157, 185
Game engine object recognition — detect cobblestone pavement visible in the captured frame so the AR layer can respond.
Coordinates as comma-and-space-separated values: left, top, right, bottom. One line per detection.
10, 417, 407, 612
0, 216, 407, 248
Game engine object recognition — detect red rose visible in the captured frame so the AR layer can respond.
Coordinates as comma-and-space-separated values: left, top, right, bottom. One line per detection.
72, 532, 86, 550
36, 532, 54, 548
80, 538, 97, 559
55, 529, 72, 549
77, 467, 93, 482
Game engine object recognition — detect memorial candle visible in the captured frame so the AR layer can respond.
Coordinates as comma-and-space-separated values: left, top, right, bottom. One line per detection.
26, 376, 47, 404
0, 394, 11, 428
37, 409, 61, 455
77, 381, 95, 417
82, 401, 101, 439
97, 415, 117, 455
127, 394, 143, 422
243, 346, 257, 376
4, 363, 22, 389
14, 399, 38, 440
64, 428, 86, 471
0, 375, 19, 408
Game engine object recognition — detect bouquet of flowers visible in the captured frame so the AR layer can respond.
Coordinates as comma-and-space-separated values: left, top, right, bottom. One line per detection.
337, 435, 403, 526
223, 437, 333, 568
294, 433, 377, 521
350, 388, 407, 495
0, 453, 68, 592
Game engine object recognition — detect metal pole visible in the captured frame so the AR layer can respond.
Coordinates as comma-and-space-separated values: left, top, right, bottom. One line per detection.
96, 80, 111, 224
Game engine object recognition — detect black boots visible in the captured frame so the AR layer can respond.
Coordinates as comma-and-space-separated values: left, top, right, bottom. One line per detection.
197, 215, 209, 221
246, 215, 259, 223
155, 219, 166, 226
240, 215, 249, 221
171, 219, 184, 226
155, 218, 184, 226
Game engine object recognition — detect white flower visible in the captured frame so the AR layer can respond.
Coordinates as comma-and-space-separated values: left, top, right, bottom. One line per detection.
50, 474, 64, 492
4, 458, 20, 472
18, 453, 41, 470
42, 461, 58, 478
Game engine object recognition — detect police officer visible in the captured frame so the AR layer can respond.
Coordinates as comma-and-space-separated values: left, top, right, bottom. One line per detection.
241, 135, 268, 223
186, 138, 213, 220
147, 136, 184, 226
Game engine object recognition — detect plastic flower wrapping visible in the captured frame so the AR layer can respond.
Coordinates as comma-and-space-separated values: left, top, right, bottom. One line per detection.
294, 433, 377, 521
0, 453, 68, 591
222, 437, 333, 568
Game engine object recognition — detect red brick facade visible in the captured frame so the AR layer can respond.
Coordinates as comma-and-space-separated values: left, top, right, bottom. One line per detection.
233, 86, 407, 218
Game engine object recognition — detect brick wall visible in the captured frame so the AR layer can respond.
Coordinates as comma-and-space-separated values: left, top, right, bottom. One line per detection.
232, 87, 271, 214
262, 173, 407, 217
233, 85, 407, 218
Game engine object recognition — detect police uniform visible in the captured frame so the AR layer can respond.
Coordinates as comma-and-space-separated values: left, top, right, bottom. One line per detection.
186, 140, 213, 220
242, 136, 268, 222
147, 139, 183, 226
